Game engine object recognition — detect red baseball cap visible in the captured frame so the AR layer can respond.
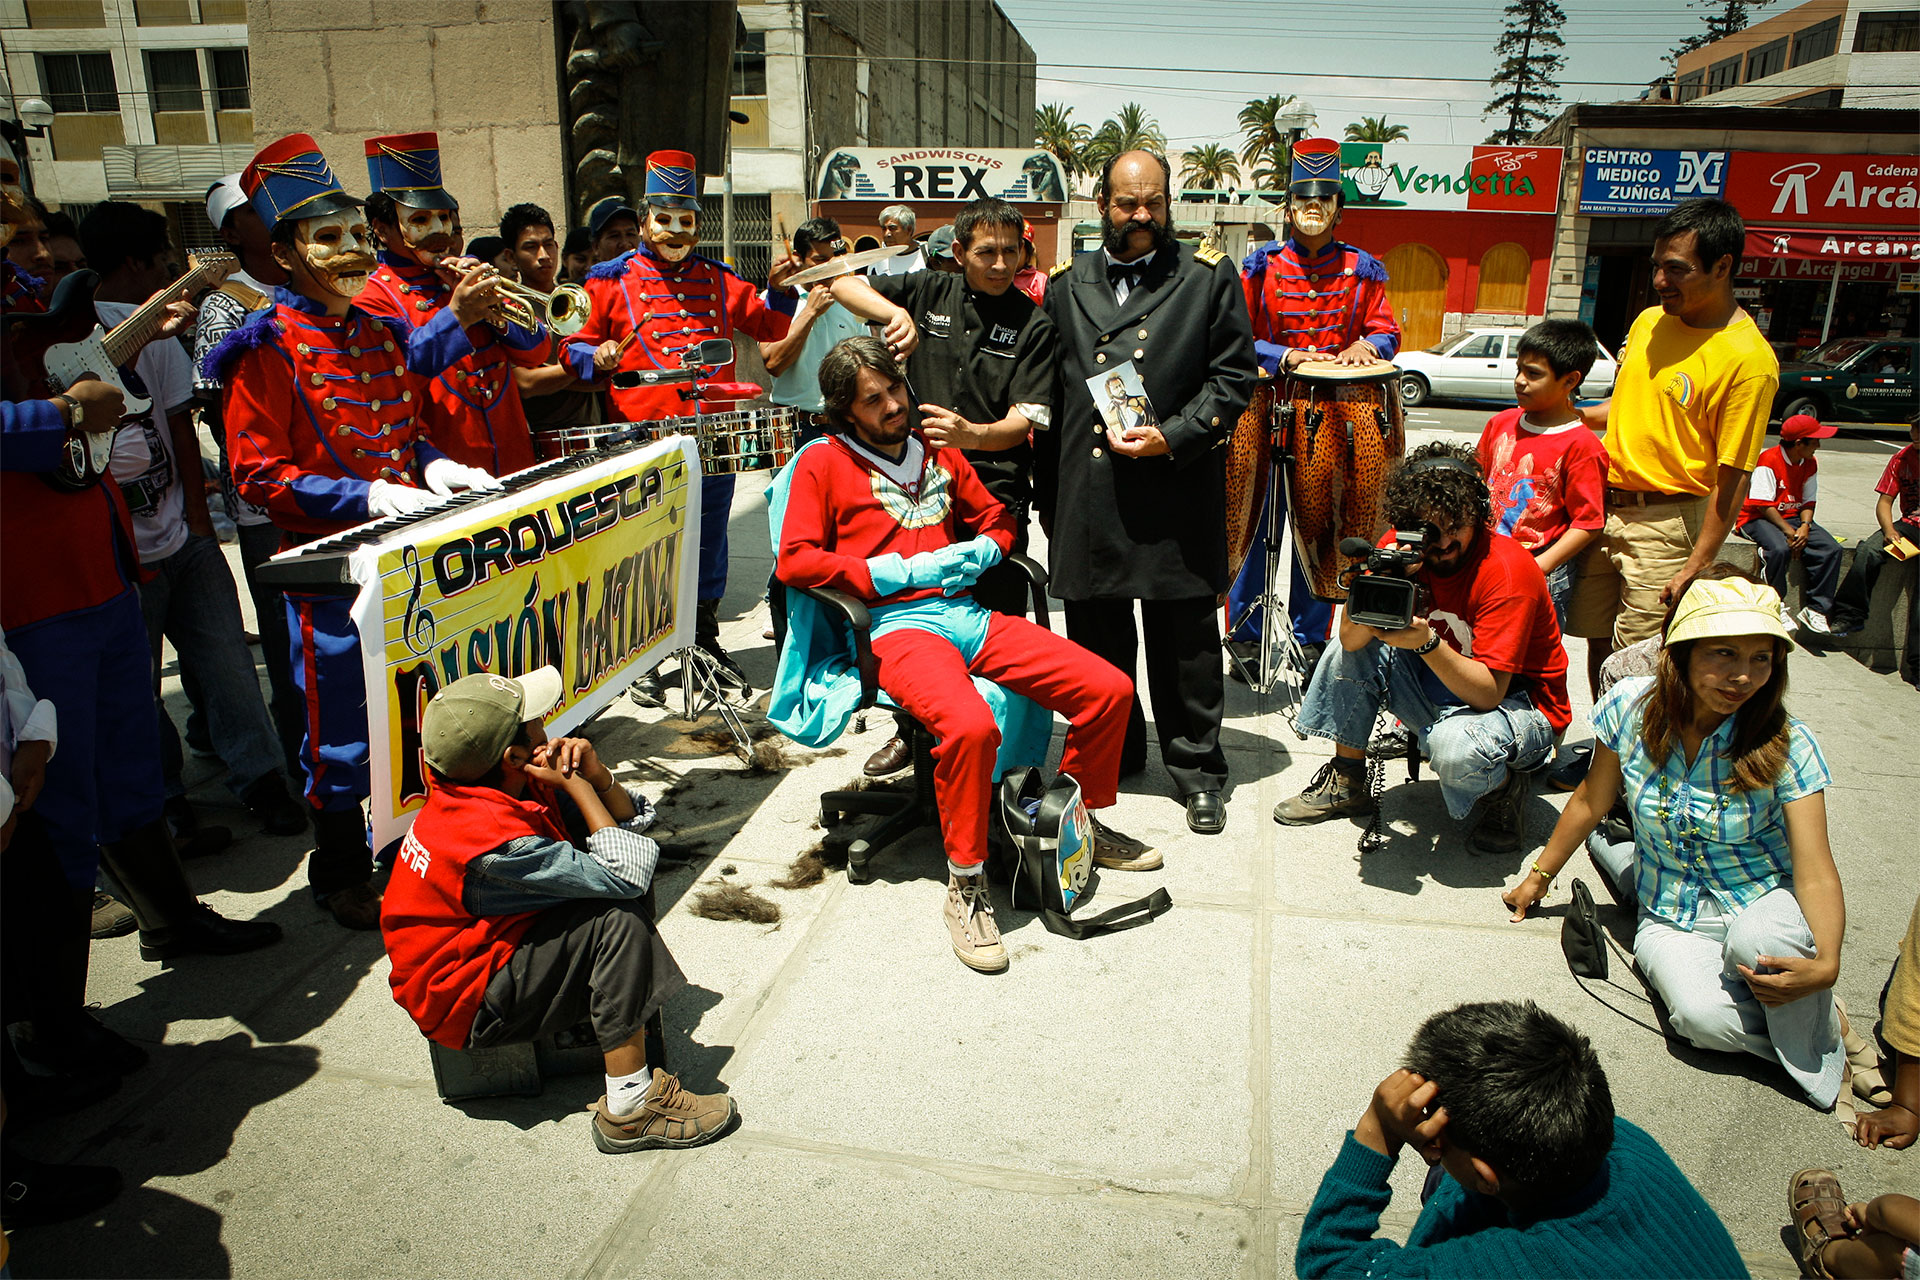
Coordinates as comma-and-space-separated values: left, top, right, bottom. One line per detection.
1780, 413, 1837, 440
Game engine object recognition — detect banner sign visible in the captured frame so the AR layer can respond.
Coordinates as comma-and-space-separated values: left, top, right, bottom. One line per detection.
1338, 143, 1561, 214
1578, 149, 1728, 214
1745, 227, 1920, 263
816, 148, 1068, 203
350, 437, 699, 850
1723, 152, 1920, 226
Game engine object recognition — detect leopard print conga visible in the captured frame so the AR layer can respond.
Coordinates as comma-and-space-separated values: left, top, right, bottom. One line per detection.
1277, 361, 1405, 601
1224, 377, 1275, 585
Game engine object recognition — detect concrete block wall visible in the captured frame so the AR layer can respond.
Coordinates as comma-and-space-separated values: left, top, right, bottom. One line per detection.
1715, 540, 1918, 681
246, 0, 568, 235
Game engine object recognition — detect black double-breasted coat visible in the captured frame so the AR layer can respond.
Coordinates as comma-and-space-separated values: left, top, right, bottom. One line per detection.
1037, 242, 1257, 601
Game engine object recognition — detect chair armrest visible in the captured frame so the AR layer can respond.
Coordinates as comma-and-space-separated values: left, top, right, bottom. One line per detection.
797, 585, 880, 709
1008, 553, 1050, 629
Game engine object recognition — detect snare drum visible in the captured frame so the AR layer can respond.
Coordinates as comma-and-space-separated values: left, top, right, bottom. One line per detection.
1277, 360, 1405, 601
651, 406, 797, 475
531, 422, 647, 459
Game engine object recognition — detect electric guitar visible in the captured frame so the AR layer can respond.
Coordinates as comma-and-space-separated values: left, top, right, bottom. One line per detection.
2, 251, 238, 491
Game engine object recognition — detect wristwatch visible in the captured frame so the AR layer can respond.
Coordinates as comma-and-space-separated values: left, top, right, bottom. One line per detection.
1412, 634, 1441, 656
53, 393, 81, 430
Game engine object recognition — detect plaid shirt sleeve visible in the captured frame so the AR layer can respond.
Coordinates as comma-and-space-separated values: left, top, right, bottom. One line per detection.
1777, 720, 1831, 804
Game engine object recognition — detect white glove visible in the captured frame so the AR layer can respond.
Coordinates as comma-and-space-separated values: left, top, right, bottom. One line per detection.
368, 478, 435, 519
422, 456, 505, 496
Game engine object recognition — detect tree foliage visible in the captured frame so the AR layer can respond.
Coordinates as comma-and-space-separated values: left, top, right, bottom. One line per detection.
1238, 93, 1304, 178
1483, 0, 1566, 145
1178, 143, 1242, 191
1670, 0, 1776, 62
1081, 102, 1168, 174
1034, 102, 1093, 179
1344, 115, 1410, 144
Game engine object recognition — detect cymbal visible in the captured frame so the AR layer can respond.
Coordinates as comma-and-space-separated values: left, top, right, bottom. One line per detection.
785, 244, 914, 287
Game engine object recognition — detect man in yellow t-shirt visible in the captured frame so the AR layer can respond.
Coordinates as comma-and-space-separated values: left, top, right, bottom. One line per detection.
1566, 199, 1778, 686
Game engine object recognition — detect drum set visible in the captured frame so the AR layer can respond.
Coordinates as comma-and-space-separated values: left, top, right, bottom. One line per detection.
1225, 359, 1406, 702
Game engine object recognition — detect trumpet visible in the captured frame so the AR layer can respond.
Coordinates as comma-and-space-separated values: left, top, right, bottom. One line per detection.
485, 275, 594, 338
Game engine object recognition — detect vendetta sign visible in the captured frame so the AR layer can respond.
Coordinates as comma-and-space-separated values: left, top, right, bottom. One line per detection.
816, 148, 1068, 203
351, 437, 698, 849
1338, 143, 1561, 213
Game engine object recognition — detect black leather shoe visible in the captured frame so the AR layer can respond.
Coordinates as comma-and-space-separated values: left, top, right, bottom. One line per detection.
241, 771, 309, 836
164, 796, 232, 860
0, 1145, 123, 1228
628, 669, 666, 708
1185, 790, 1226, 835
863, 735, 912, 777
138, 904, 284, 962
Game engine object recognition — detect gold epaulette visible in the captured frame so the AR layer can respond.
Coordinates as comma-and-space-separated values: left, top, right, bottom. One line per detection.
1049, 259, 1073, 278
1194, 244, 1226, 267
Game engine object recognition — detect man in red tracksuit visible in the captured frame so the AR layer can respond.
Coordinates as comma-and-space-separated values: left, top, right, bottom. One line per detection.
382, 666, 735, 1155
776, 335, 1151, 975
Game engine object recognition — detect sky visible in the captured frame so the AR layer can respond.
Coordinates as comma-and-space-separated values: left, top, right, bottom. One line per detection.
997, 0, 1727, 161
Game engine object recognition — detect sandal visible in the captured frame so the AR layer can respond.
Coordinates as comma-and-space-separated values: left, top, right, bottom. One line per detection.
1837, 999, 1893, 1107
1787, 1167, 1846, 1279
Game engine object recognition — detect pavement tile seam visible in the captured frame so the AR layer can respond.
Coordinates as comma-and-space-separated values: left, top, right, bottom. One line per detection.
1236, 909, 1281, 1280
573, 1146, 701, 1280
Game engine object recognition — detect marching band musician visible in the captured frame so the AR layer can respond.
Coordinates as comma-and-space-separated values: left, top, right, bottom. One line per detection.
206, 133, 504, 930
357, 131, 549, 478
565, 149, 809, 692
1228, 137, 1401, 675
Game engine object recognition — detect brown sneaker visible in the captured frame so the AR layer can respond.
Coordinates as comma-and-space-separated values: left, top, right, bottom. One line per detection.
590, 1069, 737, 1153
944, 874, 1008, 973
1273, 761, 1375, 826
1090, 817, 1161, 871
90, 891, 137, 940
324, 883, 383, 931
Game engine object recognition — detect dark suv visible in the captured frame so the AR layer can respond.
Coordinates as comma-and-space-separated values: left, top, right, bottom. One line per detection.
1773, 336, 1919, 426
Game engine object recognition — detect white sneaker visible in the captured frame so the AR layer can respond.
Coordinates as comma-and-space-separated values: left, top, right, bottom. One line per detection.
943, 874, 1008, 973
1778, 603, 1798, 632
1799, 608, 1833, 636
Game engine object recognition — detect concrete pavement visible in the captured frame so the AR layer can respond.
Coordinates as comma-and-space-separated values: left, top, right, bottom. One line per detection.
8, 437, 1915, 1279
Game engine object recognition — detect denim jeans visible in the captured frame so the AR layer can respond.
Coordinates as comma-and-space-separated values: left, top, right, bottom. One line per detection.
1545, 561, 1573, 632
1589, 834, 1843, 1108
140, 531, 283, 797
1295, 638, 1555, 819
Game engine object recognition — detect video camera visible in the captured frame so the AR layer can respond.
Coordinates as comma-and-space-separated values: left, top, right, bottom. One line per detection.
1339, 526, 1436, 632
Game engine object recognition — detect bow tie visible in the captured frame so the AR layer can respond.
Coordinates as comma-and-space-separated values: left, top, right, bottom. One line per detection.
1107, 260, 1146, 283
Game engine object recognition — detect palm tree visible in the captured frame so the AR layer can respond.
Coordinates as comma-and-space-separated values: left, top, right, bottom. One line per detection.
1238, 93, 1303, 186
1179, 143, 1241, 194
1082, 102, 1166, 173
1034, 102, 1092, 179
1344, 115, 1410, 144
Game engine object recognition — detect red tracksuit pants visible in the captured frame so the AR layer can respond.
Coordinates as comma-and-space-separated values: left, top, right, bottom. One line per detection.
871, 612, 1132, 867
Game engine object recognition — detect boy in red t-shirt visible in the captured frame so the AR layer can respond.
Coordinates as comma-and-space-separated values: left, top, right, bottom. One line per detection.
1734, 413, 1846, 634
1832, 413, 1920, 639
1475, 319, 1609, 628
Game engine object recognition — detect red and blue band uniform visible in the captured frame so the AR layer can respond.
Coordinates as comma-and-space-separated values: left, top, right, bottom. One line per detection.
211, 289, 463, 856
2, 263, 165, 888
566, 246, 793, 603
1230, 238, 1402, 649
358, 253, 547, 476
776, 435, 1132, 867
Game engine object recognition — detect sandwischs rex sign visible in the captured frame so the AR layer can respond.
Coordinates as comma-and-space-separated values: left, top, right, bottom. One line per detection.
815, 148, 1068, 203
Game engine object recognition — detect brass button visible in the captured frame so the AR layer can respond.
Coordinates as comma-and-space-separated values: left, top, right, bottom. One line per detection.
1101, 333, 1110, 342
1211, 416, 1220, 426
1092, 447, 1104, 458
349, 346, 361, 357
403, 390, 413, 402
370, 400, 381, 411
416, 300, 431, 311
1137, 328, 1147, 339
309, 373, 325, 387
384, 340, 396, 352
1095, 353, 1106, 364
393, 365, 404, 375
359, 372, 372, 384
335, 425, 349, 437
297, 343, 312, 355
323, 397, 337, 410
1133, 349, 1144, 359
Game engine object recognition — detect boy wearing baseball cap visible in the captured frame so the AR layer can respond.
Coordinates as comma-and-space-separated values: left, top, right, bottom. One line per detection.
381, 667, 736, 1153
1734, 413, 1847, 635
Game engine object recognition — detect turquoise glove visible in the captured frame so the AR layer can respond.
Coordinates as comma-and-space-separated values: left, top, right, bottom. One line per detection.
938, 535, 1003, 595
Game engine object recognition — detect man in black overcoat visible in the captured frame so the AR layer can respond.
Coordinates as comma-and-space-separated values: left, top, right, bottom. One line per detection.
1037, 150, 1257, 834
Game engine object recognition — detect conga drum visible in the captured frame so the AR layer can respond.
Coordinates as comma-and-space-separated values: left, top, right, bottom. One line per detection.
1277, 361, 1406, 601
1224, 377, 1275, 584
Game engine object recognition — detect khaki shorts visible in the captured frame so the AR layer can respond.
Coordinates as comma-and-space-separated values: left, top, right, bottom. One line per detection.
1565, 495, 1708, 646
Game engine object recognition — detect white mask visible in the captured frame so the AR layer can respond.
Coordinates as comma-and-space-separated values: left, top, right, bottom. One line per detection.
291, 210, 376, 300
1289, 194, 1337, 239
396, 205, 458, 266
646, 207, 700, 263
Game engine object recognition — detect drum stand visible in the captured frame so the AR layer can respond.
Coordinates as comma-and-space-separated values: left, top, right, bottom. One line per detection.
637, 646, 758, 762
1225, 452, 1311, 736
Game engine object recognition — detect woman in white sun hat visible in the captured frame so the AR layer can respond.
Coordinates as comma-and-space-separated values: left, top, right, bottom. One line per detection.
1505, 571, 1849, 1108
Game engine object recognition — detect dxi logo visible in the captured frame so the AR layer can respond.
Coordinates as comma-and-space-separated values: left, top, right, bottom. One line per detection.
1675, 151, 1728, 196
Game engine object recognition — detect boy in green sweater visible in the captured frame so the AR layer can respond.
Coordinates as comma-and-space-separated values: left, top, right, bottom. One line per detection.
1297, 1000, 1747, 1279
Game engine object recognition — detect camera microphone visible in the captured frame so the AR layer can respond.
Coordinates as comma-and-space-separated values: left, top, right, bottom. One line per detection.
1339, 537, 1376, 559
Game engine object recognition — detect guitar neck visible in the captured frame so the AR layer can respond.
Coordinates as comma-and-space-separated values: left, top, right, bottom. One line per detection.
100, 257, 234, 366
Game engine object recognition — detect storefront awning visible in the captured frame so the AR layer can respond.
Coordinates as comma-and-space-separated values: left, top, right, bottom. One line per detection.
1746, 227, 1920, 263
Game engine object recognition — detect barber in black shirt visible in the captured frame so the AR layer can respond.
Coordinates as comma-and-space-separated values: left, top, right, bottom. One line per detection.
829, 196, 1058, 775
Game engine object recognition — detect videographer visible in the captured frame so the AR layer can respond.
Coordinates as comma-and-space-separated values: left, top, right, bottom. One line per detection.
1274, 443, 1571, 853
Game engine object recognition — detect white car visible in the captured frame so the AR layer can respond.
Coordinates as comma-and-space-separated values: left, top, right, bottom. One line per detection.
1392, 326, 1618, 408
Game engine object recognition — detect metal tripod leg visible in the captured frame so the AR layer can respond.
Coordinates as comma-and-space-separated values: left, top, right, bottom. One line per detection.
1226, 452, 1311, 731
663, 645, 755, 761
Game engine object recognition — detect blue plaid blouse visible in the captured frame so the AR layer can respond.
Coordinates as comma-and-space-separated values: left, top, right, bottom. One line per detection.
1593, 676, 1831, 929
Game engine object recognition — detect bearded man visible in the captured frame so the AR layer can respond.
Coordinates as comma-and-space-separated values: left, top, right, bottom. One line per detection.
1037, 149, 1257, 836
357, 131, 548, 477
207, 133, 503, 929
